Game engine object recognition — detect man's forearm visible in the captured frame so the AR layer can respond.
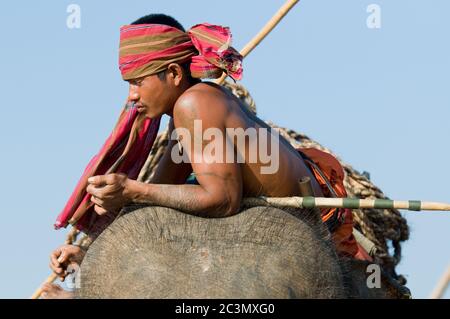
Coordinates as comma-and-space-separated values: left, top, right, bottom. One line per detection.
126, 180, 232, 217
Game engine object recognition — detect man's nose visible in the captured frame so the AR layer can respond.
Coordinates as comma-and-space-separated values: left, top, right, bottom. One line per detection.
128, 85, 140, 102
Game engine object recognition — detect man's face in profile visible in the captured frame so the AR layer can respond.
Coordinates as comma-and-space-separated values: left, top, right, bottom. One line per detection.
127, 73, 170, 118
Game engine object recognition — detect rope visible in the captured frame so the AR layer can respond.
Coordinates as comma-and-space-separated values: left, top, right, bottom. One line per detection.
269, 121, 410, 280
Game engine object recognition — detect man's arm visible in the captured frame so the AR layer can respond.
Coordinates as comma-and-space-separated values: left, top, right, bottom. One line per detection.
127, 89, 242, 217
88, 89, 243, 217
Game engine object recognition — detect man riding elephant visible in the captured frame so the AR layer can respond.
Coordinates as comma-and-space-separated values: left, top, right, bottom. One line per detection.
42, 13, 370, 298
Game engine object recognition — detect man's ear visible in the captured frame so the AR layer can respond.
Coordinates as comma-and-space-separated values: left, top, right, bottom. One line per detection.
166, 63, 184, 86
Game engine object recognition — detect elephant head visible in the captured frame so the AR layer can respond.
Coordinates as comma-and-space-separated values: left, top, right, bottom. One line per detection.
76, 205, 407, 298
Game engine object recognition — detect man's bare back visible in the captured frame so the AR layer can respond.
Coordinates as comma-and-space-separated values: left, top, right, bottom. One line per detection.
171, 82, 325, 199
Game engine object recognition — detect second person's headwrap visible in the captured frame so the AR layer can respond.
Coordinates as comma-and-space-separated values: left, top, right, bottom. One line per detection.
119, 23, 243, 81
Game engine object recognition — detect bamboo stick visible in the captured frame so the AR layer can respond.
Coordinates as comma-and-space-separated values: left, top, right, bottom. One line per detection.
30, 273, 58, 300
241, 196, 450, 212
429, 265, 450, 299
240, 0, 300, 58
214, 0, 300, 85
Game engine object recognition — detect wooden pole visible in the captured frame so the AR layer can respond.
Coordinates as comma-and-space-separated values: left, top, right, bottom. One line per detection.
429, 265, 450, 299
241, 196, 450, 212
214, 0, 300, 85
298, 177, 314, 197
30, 273, 58, 300
239, 0, 300, 58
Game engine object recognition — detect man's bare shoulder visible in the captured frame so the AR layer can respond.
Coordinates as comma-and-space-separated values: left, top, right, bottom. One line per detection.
173, 82, 230, 124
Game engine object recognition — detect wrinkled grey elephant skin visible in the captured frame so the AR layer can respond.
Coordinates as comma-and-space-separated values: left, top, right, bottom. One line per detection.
77, 205, 349, 298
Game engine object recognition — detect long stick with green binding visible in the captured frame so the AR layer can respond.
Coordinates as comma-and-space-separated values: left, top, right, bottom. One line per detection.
242, 197, 450, 211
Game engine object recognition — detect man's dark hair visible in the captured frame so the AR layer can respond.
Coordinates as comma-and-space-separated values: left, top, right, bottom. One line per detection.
131, 14, 200, 84
131, 14, 185, 31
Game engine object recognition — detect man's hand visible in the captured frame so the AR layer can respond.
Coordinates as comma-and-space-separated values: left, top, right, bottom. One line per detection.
49, 245, 85, 282
86, 173, 132, 215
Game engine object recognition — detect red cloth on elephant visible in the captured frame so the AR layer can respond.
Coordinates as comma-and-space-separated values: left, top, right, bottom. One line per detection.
298, 148, 372, 261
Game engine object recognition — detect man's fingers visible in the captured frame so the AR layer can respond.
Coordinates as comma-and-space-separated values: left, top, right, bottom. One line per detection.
41, 283, 64, 299
51, 265, 64, 275
87, 184, 116, 200
49, 262, 64, 276
88, 174, 118, 186
90, 195, 104, 206
50, 258, 60, 270
50, 251, 67, 270
41, 283, 51, 298
94, 204, 108, 215
41, 283, 51, 291
89, 173, 126, 186
87, 175, 107, 186
86, 184, 103, 198
50, 252, 60, 267
57, 251, 66, 263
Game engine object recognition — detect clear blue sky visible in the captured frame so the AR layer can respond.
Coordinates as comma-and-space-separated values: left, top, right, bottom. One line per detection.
0, 0, 448, 299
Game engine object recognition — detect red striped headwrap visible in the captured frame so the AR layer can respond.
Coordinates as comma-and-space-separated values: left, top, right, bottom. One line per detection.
119, 23, 243, 81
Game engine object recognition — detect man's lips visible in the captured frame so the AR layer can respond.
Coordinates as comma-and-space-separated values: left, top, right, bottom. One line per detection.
135, 104, 146, 112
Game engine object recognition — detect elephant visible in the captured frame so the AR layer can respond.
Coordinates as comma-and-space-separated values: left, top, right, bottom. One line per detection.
75, 205, 409, 299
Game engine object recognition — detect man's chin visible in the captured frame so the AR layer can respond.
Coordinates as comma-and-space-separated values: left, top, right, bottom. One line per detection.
144, 111, 161, 119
